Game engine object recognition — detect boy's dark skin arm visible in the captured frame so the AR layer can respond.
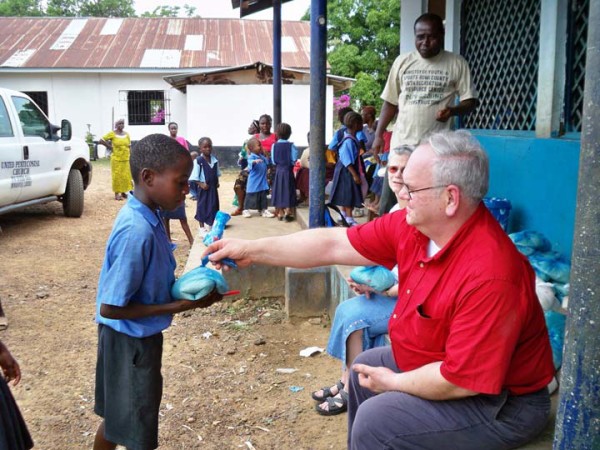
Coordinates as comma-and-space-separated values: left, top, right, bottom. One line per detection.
100, 290, 223, 320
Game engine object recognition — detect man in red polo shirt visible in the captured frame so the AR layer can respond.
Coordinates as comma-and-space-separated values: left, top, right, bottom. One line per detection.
205, 130, 555, 450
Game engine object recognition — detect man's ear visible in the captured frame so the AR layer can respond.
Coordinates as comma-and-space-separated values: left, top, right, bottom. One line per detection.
140, 167, 155, 186
445, 185, 460, 216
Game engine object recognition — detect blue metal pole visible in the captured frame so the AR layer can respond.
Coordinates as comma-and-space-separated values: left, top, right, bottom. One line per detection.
554, 2, 600, 448
273, 0, 282, 126
308, 0, 327, 227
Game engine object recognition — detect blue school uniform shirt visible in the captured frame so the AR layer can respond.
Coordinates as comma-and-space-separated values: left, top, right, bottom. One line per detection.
189, 154, 221, 182
246, 153, 270, 193
96, 193, 177, 338
272, 139, 299, 163
328, 126, 366, 150
338, 132, 359, 167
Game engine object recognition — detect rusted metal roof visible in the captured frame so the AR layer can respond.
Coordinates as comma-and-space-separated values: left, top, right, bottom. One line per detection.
0, 17, 311, 70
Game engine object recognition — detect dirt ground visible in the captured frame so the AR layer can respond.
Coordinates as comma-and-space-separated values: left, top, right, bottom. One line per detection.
0, 160, 348, 449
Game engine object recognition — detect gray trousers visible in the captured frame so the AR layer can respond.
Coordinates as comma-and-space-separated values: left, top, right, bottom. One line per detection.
347, 346, 551, 450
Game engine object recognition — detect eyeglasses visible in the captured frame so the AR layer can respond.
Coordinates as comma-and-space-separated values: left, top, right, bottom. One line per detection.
387, 165, 403, 174
401, 184, 448, 200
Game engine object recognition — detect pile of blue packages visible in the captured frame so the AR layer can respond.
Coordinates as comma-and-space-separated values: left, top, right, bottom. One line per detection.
509, 230, 569, 369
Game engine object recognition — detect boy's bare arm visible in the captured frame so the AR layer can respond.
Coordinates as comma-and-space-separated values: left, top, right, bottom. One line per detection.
99, 289, 223, 320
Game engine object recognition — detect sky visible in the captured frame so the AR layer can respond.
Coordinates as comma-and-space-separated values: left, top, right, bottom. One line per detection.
135, 0, 311, 20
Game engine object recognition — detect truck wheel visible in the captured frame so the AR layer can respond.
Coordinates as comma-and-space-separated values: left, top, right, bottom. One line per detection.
63, 169, 84, 217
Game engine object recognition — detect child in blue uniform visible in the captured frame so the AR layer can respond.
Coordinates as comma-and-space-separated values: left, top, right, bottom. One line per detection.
329, 112, 364, 226
271, 122, 299, 221
93, 134, 223, 450
242, 137, 275, 218
190, 137, 220, 237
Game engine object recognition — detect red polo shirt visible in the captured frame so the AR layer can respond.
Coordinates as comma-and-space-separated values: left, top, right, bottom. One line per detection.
347, 204, 554, 395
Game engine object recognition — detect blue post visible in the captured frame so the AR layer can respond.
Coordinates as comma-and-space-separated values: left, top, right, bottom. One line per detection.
554, 1, 600, 448
272, 0, 282, 126
308, 0, 327, 227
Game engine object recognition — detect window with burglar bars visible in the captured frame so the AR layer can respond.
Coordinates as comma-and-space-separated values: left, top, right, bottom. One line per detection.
565, 0, 588, 132
460, 0, 540, 130
120, 90, 169, 126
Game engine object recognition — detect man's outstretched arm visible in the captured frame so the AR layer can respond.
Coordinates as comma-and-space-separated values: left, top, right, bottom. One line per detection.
205, 228, 374, 270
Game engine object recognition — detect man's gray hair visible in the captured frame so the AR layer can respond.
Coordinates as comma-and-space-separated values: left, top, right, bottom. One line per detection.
391, 144, 415, 158
426, 130, 489, 203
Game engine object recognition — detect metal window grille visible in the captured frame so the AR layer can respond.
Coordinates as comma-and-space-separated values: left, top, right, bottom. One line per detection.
120, 90, 169, 126
565, 0, 588, 132
460, 0, 540, 130
23, 91, 48, 116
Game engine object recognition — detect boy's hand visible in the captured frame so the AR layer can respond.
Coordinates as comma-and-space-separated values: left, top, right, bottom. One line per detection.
175, 289, 223, 312
199, 182, 209, 190
0, 342, 22, 385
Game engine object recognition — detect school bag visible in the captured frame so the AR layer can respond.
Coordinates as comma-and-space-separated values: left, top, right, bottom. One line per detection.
324, 203, 350, 227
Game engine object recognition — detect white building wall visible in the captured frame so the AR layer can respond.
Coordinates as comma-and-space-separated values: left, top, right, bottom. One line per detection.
1, 73, 333, 148
185, 84, 333, 148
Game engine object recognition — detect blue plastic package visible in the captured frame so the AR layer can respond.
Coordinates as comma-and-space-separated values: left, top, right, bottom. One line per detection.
544, 310, 566, 370
528, 252, 571, 284
349, 266, 396, 292
203, 211, 231, 246
509, 230, 552, 252
171, 266, 229, 300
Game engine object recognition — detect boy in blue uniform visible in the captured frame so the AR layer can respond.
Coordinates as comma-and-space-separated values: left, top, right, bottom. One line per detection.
93, 134, 223, 450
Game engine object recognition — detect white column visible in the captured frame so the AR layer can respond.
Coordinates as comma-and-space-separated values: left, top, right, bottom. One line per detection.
400, 0, 428, 54
536, 0, 569, 137
445, 0, 461, 53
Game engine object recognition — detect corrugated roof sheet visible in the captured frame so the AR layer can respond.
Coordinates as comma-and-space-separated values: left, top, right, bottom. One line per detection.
0, 17, 311, 70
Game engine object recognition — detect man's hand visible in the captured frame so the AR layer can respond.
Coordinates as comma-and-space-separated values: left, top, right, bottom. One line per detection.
436, 107, 453, 122
204, 238, 253, 271
370, 136, 384, 164
0, 342, 21, 386
353, 363, 398, 394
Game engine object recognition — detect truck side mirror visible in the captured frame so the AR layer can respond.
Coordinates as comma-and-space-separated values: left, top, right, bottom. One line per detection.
61, 119, 72, 141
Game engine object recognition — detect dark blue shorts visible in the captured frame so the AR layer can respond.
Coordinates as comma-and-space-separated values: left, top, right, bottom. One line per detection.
94, 325, 163, 450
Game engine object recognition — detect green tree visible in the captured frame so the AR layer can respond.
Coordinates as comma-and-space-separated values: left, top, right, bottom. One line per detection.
306, 0, 400, 109
44, 0, 135, 17
139, 4, 198, 18
0, 0, 43, 16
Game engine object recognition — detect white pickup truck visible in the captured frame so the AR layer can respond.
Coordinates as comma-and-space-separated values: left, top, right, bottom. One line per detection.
0, 88, 92, 217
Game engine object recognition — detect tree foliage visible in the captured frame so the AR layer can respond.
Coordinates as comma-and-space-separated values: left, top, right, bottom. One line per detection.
325, 0, 401, 109
0, 0, 43, 16
0, 0, 193, 17
139, 5, 198, 18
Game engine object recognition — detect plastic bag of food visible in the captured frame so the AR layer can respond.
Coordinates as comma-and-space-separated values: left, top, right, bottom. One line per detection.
171, 266, 229, 301
349, 266, 396, 292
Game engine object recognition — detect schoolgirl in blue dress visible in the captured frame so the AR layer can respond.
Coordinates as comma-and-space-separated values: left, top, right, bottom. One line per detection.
328, 111, 364, 226
271, 122, 299, 222
190, 137, 221, 236
242, 137, 275, 218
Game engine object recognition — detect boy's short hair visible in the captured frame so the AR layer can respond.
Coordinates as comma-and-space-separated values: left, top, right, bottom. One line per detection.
130, 134, 190, 183
344, 111, 363, 129
275, 122, 292, 140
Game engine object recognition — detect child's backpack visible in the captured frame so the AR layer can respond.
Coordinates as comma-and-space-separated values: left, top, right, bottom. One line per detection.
324, 203, 350, 227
